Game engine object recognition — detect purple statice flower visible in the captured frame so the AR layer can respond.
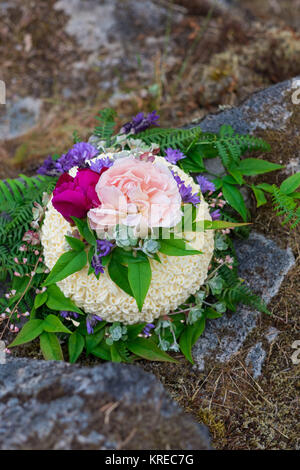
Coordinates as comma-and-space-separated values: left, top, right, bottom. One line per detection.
171, 170, 200, 206
86, 314, 103, 335
196, 175, 216, 193
143, 323, 155, 337
210, 209, 221, 220
164, 148, 186, 165
121, 110, 159, 134
37, 155, 61, 177
91, 255, 105, 276
89, 156, 113, 174
56, 142, 98, 173
179, 184, 201, 206
96, 239, 114, 257
60, 311, 79, 319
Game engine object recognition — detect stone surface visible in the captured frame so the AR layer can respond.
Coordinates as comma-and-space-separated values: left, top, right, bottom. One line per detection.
245, 342, 266, 379
193, 232, 295, 370
0, 357, 211, 450
0, 97, 41, 140
191, 75, 300, 135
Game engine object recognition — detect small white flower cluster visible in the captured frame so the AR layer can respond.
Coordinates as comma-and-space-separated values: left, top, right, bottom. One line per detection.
40, 156, 214, 324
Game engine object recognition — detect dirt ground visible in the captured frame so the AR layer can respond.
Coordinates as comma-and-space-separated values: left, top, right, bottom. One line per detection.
0, 0, 299, 450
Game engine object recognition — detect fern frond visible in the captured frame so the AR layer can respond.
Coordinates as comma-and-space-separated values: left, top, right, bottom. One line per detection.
272, 186, 300, 229
215, 126, 270, 168
93, 108, 117, 145
132, 127, 202, 152
219, 265, 270, 314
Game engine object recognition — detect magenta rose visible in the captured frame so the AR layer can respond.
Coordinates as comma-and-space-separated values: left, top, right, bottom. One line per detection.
52, 169, 101, 223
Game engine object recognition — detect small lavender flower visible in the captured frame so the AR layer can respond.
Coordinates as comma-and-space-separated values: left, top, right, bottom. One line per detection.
86, 314, 103, 335
121, 111, 159, 134
210, 209, 221, 220
91, 255, 104, 276
60, 311, 79, 319
164, 148, 186, 164
37, 156, 61, 176
179, 184, 200, 206
143, 323, 155, 337
89, 156, 113, 173
196, 175, 216, 193
96, 239, 114, 257
56, 142, 98, 173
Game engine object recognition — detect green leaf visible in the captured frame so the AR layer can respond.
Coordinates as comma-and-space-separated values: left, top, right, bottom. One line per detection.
255, 183, 274, 193
68, 331, 85, 363
280, 172, 300, 195
179, 318, 206, 363
9, 319, 44, 347
228, 169, 245, 185
195, 220, 250, 231
40, 332, 64, 361
85, 327, 105, 354
179, 326, 194, 363
34, 290, 48, 309
222, 183, 248, 221
43, 250, 87, 286
237, 158, 283, 175
205, 307, 223, 319
43, 314, 72, 334
46, 284, 83, 315
126, 337, 177, 362
65, 235, 85, 251
71, 217, 96, 246
108, 256, 133, 297
91, 342, 111, 361
159, 238, 202, 256
251, 185, 267, 208
126, 323, 147, 341
110, 343, 123, 362
128, 257, 152, 311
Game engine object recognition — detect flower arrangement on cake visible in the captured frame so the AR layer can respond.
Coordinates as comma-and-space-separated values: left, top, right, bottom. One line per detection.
1, 109, 299, 364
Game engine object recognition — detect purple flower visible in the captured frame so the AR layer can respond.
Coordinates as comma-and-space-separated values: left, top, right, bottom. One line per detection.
60, 311, 79, 319
210, 209, 221, 220
171, 170, 200, 206
96, 239, 114, 257
37, 156, 61, 177
121, 111, 159, 134
56, 142, 98, 173
179, 184, 201, 206
196, 175, 215, 193
89, 156, 113, 174
91, 255, 105, 276
165, 148, 186, 165
37, 143, 98, 176
86, 314, 103, 335
143, 323, 155, 337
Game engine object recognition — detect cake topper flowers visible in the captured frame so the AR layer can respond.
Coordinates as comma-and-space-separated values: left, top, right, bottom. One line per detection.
3, 107, 289, 365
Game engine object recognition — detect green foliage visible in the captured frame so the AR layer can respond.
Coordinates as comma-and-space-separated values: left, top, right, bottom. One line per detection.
219, 265, 270, 315
131, 126, 202, 152
93, 108, 117, 145
271, 185, 300, 229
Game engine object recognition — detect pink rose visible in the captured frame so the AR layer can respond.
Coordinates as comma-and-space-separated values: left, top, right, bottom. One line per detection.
87, 157, 182, 236
52, 169, 101, 223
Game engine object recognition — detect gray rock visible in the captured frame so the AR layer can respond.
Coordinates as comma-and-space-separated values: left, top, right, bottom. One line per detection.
190, 76, 299, 134
193, 232, 295, 370
0, 357, 211, 450
0, 97, 41, 140
265, 326, 280, 344
245, 342, 266, 379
